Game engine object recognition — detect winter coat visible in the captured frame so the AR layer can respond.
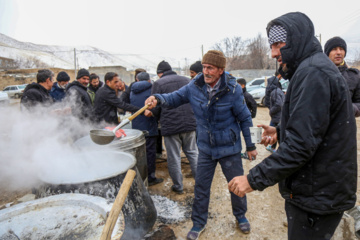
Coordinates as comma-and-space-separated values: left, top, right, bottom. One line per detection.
269, 82, 285, 125
130, 81, 158, 136
242, 87, 257, 118
247, 12, 357, 215
20, 83, 53, 110
87, 81, 104, 105
338, 63, 360, 117
49, 82, 66, 102
151, 70, 197, 136
94, 84, 140, 125
154, 72, 255, 160
119, 82, 135, 104
65, 81, 93, 120
264, 76, 280, 108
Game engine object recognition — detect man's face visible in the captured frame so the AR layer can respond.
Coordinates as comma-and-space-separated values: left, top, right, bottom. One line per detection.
58, 81, 69, 87
78, 76, 90, 87
107, 76, 120, 90
190, 70, 197, 79
118, 80, 125, 91
271, 42, 286, 65
202, 64, 224, 87
90, 78, 100, 88
45, 76, 54, 90
328, 47, 345, 66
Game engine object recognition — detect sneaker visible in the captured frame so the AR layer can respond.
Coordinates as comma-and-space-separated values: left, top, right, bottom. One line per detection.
266, 145, 276, 154
171, 185, 183, 194
148, 178, 163, 186
187, 226, 206, 240
238, 217, 251, 234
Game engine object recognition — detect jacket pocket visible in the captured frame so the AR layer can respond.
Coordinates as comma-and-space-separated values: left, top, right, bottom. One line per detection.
212, 128, 239, 146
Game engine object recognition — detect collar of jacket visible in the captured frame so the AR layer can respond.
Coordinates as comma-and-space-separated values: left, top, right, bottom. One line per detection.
338, 61, 348, 71
66, 80, 87, 91
25, 82, 49, 93
194, 72, 236, 97
104, 84, 116, 93
161, 70, 177, 77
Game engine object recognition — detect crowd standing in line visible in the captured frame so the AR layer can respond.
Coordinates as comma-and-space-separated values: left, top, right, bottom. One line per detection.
17, 11, 360, 239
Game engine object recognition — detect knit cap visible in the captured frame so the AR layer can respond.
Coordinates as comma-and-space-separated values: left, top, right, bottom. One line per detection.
324, 36, 347, 57
56, 71, 70, 82
190, 61, 203, 73
202, 50, 226, 68
156, 61, 172, 74
76, 68, 90, 79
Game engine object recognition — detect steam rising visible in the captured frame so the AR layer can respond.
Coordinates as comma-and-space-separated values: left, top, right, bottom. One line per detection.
0, 100, 109, 191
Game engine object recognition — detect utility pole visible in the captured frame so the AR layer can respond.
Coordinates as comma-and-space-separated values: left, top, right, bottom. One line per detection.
315, 34, 322, 45
74, 48, 77, 78
201, 45, 204, 58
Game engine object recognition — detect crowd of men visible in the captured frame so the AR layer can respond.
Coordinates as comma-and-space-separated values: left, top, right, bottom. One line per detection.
18, 11, 360, 240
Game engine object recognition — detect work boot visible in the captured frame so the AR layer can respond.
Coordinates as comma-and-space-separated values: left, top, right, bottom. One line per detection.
148, 178, 163, 186
171, 185, 183, 194
187, 225, 206, 240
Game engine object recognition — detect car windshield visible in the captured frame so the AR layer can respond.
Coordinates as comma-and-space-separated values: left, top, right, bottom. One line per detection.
18, 85, 26, 90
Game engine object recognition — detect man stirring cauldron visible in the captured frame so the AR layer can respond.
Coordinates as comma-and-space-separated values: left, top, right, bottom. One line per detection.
145, 50, 257, 240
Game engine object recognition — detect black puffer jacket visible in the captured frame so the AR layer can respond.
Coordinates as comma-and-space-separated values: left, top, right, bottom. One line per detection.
242, 87, 257, 118
94, 84, 140, 125
65, 81, 93, 120
151, 70, 196, 136
248, 12, 357, 215
20, 83, 53, 110
264, 76, 279, 108
338, 63, 360, 117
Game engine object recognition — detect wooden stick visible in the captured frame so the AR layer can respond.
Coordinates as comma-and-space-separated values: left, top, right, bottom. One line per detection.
128, 104, 149, 121
100, 169, 136, 240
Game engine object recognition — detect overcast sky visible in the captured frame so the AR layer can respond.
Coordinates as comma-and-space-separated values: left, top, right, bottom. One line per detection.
0, 0, 359, 64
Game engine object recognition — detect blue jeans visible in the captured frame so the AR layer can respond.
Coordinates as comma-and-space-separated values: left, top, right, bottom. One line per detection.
191, 151, 247, 228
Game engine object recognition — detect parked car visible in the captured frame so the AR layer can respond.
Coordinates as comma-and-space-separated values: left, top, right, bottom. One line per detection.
246, 77, 271, 92
0, 91, 10, 106
2, 85, 26, 98
249, 79, 289, 106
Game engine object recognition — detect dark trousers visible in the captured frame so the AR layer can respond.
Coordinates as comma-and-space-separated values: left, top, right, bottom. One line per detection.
285, 201, 343, 240
146, 136, 157, 181
191, 151, 247, 228
156, 129, 163, 154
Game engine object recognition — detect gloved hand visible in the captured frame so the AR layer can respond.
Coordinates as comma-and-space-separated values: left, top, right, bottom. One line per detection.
104, 127, 127, 138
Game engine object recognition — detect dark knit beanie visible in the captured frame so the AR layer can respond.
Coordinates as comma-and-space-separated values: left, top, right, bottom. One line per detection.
202, 50, 226, 68
56, 71, 70, 82
324, 36, 347, 57
76, 68, 90, 79
137, 72, 150, 81
157, 60, 172, 74
190, 61, 203, 73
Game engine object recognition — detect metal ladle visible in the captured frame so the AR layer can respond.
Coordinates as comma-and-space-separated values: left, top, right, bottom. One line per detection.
90, 104, 150, 145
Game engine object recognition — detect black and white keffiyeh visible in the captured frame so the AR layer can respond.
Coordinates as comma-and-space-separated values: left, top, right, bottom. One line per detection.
268, 25, 287, 47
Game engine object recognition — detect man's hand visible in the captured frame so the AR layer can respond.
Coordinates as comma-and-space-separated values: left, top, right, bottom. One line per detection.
247, 149, 258, 161
258, 124, 277, 146
145, 96, 158, 109
228, 175, 253, 197
144, 109, 153, 117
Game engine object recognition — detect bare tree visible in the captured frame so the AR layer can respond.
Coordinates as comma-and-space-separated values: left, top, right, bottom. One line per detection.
13, 56, 50, 69
213, 36, 248, 70
246, 34, 271, 69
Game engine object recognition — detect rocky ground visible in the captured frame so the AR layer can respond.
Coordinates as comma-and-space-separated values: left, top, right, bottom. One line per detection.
1, 106, 360, 240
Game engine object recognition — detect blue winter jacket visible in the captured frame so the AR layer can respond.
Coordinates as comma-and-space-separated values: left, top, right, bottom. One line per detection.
154, 72, 255, 159
130, 81, 158, 136
50, 82, 66, 102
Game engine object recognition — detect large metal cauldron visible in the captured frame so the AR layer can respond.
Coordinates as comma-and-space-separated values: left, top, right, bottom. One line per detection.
74, 129, 148, 184
33, 151, 156, 240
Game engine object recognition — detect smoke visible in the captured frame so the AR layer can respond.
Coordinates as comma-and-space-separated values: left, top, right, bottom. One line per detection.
0, 100, 105, 191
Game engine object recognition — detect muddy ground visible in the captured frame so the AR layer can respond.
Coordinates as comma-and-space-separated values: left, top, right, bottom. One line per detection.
1, 106, 360, 240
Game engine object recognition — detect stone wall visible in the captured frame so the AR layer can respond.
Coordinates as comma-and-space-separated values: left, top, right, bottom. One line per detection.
229, 69, 277, 82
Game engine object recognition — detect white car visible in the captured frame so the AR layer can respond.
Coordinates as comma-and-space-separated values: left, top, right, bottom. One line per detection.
249, 79, 289, 106
0, 91, 10, 106
3, 84, 26, 98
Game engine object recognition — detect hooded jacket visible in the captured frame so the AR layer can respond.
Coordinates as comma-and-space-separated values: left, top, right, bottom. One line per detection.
94, 84, 140, 125
20, 82, 53, 110
154, 72, 255, 160
151, 70, 197, 136
242, 87, 257, 118
65, 80, 93, 120
130, 81, 158, 136
247, 12, 357, 215
266, 77, 284, 124
338, 63, 360, 117
50, 82, 66, 102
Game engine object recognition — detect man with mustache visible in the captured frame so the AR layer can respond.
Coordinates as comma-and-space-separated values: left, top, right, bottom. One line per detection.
228, 12, 357, 240
324, 36, 360, 117
145, 50, 257, 239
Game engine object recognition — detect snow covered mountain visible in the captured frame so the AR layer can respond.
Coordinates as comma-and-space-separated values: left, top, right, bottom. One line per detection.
0, 33, 178, 73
